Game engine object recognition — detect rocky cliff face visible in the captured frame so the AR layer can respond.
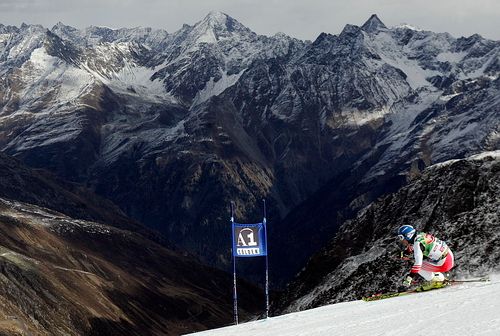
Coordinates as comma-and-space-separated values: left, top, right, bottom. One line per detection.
274, 151, 500, 313
0, 13, 498, 284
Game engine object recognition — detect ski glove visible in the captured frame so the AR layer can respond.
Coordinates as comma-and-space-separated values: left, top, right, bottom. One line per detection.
402, 275, 413, 287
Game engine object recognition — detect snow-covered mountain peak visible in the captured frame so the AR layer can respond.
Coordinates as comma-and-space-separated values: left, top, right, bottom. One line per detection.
84, 25, 116, 43
203, 11, 230, 26
18, 23, 46, 33
0, 24, 47, 64
361, 14, 387, 33
51, 24, 171, 48
51, 22, 83, 44
340, 24, 362, 37
188, 11, 255, 44
0, 24, 19, 34
273, 31, 293, 40
52, 21, 74, 31
51, 22, 74, 36
201, 10, 249, 32
394, 23, 423, 31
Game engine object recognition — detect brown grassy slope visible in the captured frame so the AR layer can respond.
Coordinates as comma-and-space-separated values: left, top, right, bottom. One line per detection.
0, 198, 261, 335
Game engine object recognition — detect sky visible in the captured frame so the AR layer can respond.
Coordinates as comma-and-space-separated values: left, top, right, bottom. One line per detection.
0, 0, 499, 41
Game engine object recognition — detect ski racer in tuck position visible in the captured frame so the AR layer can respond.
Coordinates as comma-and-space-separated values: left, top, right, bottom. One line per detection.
397, 225, 454, 287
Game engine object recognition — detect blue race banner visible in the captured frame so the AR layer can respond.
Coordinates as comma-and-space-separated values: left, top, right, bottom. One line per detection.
232, 222, 267, 257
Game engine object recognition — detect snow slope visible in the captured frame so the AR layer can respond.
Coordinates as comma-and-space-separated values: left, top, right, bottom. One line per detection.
187, 277, 500, 336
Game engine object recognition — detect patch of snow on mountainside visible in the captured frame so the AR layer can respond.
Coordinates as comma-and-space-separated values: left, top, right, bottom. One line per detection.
5, 113, 86, 151
0, 33, 11, 43
428, 88, 500, 163
192, 70, 244, 106
104, 61, 174, 103
78, 42, 176, 104
367, 31, 439, 90
5, 26, 45, 60
457, 43, 500, 79
192, 25, 218, 45
18, 47, 94, 109
358, 91, 442, 180
99, 120, 187, 165
462, 49, 499, 78
436, 51, 467, 63
439, 92, 462, 102
187, 277, 500, 336
341, 107, 391, 125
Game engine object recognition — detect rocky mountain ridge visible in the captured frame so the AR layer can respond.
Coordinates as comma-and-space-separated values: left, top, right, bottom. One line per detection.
274, 151, 500, 313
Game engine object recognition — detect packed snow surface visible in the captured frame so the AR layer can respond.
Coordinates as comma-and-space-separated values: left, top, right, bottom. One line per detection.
187, 277, 500, 336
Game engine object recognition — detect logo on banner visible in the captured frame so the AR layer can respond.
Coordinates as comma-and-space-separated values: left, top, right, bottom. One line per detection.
237, 228, 260, 255
232, 223, 267, 257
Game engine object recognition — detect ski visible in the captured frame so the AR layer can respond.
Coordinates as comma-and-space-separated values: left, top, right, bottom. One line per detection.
362, 282, 449, 302
362, 277, 490, 302
445, 277, 490, 284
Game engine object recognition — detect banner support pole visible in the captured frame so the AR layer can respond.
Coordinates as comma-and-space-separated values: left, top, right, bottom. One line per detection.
231, 201, 238, 325
263, 199, 269, 319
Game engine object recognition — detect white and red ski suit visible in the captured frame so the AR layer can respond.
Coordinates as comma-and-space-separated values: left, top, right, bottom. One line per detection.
408, 232, 454, 281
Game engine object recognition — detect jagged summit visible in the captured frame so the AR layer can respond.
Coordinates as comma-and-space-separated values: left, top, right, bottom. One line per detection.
0, 23, 19, 33
51, 22, 80, 36
52, 21, 73, 30
203, 11, 230, 24
86, 25, 116, 33
196, 10, 252, 37
361, 14, 387, 33
19, 22, 45, 31
339, 24, 362, 37
395, 23, 423, 31
182, 11, 255, 46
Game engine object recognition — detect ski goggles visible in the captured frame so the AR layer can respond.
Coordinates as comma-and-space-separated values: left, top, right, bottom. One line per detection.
398, 231, 415, 241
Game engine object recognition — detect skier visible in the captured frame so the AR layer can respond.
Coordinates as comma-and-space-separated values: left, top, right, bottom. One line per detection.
397, 225, 454, 287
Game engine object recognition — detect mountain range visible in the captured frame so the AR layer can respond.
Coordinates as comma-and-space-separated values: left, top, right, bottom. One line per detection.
0, 11, 498, 293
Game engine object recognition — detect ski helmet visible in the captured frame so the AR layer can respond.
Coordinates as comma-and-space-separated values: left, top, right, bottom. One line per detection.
398, 225, 416, 242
